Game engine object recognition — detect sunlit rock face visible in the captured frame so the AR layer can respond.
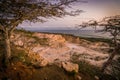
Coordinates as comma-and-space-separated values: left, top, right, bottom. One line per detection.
11, 34, 24, 46
61, 62, 79, 73
33, 33, 66, 48
28, 52, 48, 67
11, 32, 110, 68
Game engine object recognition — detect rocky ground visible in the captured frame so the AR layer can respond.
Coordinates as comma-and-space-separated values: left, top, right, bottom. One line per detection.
18, 33, 108, 62
12, 31, 110, 71
0, 30, 116, 80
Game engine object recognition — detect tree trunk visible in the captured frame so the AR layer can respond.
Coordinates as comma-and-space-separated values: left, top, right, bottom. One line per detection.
2, 31, 11, 67
101, 51, 116, 72
101, 34, 118, 72
4, 38, 11, 61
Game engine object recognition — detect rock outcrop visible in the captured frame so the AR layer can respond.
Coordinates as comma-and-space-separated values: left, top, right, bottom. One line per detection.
33, 33, 66, 48
11, 31, 109, 68
62, 62, 79, 73
28, 53, 48, 67
39, 58, 48, 67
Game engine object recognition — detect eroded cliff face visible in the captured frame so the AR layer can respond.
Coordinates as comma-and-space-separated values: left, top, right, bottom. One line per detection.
33, 33, 66, 48
11, 31, 110, 68
10, 32, 68, 67
11, 32, 66, 47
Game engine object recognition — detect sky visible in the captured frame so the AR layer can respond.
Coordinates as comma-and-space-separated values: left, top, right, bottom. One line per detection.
20, 0, 120, 30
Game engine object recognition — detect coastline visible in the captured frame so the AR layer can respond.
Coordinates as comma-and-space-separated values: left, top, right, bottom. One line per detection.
27, 30, 111, 44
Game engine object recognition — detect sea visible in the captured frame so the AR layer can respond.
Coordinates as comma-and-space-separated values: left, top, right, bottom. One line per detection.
31, 30, 111, 39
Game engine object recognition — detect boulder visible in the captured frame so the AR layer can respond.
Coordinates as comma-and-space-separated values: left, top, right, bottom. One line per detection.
33, 58, 48, 68
62, 62, 79, 73
14, 40, 24, 46
39, 59, 48, 67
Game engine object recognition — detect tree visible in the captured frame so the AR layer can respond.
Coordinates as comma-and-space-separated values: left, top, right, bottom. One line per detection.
100, 15, 120, 72
80, 15, 120, 72
0, 0, 82, 66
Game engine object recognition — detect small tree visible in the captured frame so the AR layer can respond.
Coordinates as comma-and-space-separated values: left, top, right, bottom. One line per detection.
80, 15, 120, 72
0, 0, 82, 66
100, 15, 120, 72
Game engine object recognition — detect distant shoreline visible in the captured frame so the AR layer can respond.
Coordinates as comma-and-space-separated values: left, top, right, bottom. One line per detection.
16, 29, 111, 43
30, 30, 111, 38
29, 30, 111, 43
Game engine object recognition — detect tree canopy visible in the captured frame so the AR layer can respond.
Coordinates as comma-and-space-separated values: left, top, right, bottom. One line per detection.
80, 15, 120, 72
0, 0, 83, 33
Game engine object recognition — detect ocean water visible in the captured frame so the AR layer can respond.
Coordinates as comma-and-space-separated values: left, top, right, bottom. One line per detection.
33, 30, 111, 38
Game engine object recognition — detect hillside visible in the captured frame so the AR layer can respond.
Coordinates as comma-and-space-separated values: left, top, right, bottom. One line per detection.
0, 30, 117, 80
